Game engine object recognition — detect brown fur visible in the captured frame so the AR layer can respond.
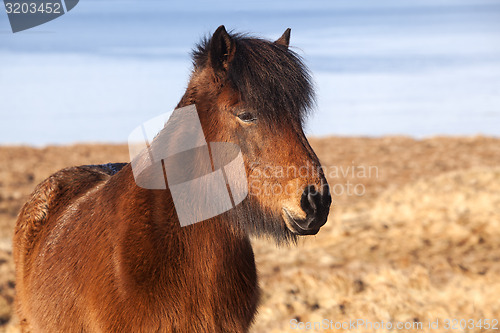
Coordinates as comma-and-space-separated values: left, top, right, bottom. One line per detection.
13, 26, 330, 332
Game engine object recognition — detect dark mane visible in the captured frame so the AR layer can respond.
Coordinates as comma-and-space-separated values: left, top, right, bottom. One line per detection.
192, 32, 315, 125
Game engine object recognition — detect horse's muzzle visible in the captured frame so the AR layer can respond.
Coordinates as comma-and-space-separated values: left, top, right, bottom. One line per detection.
283, 183, 332, 235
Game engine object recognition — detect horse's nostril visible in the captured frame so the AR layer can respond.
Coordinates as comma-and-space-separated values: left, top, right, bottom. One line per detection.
288, 184, 331, 234
307, 186, 318, 211
300, 185, 316, 215
300, 184, 331, 227
301, 185, 324, 214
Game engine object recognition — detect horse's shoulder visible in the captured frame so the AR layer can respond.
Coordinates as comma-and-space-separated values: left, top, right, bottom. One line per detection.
14, 163, 128, 256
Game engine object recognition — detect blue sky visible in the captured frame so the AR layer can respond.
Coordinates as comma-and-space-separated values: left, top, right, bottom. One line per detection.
1, 0, 499, 145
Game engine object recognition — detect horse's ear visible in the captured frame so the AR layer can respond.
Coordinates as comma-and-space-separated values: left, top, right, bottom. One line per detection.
275, 28, 291, 48
210, 25, 235, 73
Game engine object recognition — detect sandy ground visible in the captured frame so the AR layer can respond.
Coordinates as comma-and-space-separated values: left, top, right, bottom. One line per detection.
0, 136, 499, 332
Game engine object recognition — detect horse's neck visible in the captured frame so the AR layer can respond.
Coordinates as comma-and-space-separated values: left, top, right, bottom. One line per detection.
96, 165, 259, 329
110, 164, 255, 291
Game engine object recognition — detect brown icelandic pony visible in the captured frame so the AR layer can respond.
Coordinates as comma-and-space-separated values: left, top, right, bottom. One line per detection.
13, 26, 331, 332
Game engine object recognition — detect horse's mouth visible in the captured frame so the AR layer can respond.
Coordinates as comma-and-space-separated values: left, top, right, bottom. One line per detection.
282, 208, 320, 235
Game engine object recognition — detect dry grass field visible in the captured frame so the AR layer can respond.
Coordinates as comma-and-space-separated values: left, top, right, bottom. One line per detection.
0, 136, 499, 332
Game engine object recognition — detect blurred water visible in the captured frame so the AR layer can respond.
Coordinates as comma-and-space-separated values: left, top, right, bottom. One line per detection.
0, 0, 499, 145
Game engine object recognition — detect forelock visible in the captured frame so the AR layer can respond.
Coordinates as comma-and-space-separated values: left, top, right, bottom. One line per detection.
192, 32, 315, 125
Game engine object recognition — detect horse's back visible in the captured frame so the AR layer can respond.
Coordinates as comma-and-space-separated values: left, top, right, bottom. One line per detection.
14, 163, 126, 261
13, 163, 127, 332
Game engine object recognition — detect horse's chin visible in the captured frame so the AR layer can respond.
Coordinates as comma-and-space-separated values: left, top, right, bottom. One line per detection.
247, 215, 299, 246
226, 201, 298, 245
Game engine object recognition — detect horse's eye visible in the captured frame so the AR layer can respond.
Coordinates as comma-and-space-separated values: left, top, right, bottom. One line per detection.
237, 112, 257, 123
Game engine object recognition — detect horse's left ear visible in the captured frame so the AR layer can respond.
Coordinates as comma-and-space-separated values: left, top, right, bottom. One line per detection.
210, 25, 235, 73
275, 28, 291, 48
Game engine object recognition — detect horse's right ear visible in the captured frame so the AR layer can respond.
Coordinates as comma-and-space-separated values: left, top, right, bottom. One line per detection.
210, 25, 235, 73
275, 28, 291, 48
